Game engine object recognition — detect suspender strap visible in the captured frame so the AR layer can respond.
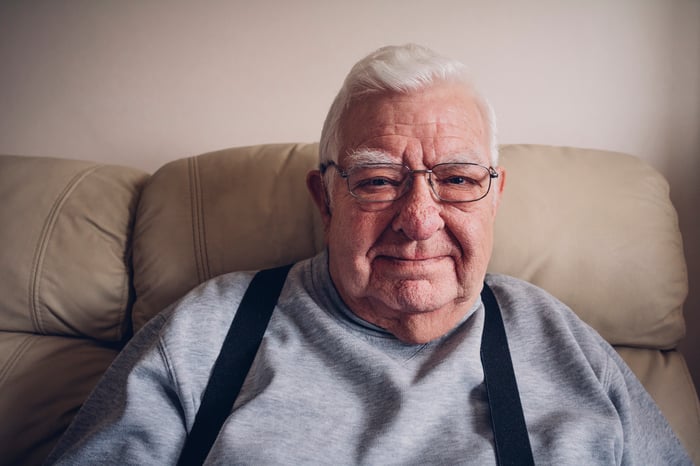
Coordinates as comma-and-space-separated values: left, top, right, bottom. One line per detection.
177, 264, 293, 466
480, 283, 535, 465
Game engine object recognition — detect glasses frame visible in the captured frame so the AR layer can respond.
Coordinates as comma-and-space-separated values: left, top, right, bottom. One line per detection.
320, 160, 499, 204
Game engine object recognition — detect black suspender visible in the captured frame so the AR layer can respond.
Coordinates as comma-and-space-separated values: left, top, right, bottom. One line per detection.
480, 283, 535, 466
177, 265, 293, 466
178, 265, 534, 465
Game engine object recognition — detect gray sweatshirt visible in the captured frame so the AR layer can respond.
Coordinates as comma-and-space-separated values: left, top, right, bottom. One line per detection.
46, 252, 691, 465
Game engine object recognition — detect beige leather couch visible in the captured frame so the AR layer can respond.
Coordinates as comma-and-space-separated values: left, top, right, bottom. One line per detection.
1, 143, 698, 464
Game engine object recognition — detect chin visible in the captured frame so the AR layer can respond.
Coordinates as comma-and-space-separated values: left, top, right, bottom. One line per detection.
384, 279, 456, 314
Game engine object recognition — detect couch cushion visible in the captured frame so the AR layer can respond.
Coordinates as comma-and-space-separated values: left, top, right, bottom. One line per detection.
0, 155, 148, 341
131, 144, 687, 352
0, 331, 119, 465
490, 145, 687, 349
131, 143, 324, 331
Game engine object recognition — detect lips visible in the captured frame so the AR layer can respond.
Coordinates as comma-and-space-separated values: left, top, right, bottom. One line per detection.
372, 254, 451, 273
369, 241, 458, 273
372, 245, 453, 262
378, 255, 444, 262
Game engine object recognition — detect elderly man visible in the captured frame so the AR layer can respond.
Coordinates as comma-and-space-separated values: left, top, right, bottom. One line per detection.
47, 45, 689, 465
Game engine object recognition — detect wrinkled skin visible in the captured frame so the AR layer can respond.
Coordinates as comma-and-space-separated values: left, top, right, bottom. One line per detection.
307, 83, 506, 344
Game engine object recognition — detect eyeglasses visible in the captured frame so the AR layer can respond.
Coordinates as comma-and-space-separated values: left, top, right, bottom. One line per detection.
320, 161, 499, 203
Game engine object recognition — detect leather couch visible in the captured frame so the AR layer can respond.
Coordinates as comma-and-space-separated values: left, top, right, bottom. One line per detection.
1, 143, 698, 464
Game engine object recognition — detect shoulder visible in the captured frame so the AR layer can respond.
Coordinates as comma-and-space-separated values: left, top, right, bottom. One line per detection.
484, 273, 616, 374
484, 273, 565, 310
484, 273, 594, 333
94, 268, 258, 386
167, 270, 258, 317
484, 274, 647, 402
484, 274, 691, 463
155, 270, 257, 351
155, 262, 307, 366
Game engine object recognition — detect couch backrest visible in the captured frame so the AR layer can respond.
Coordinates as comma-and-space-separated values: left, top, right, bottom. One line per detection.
0, 155, 148, 342
131, 143, 324, 331
491, 144, 687, 349
131, 143, 687, 351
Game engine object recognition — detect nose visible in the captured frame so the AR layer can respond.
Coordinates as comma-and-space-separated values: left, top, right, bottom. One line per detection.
391, 174, 444, 241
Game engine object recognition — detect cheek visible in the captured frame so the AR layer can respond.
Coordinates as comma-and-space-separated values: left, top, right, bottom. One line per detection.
327, 204, 388, 267
326, 207, 393, 300
448, 209, 496, 269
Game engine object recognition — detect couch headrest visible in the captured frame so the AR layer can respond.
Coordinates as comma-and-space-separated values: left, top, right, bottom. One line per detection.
131, 143, 687, 350
0, 155, 148, 341
131, 144, 324, 331
491, 144, 687, 348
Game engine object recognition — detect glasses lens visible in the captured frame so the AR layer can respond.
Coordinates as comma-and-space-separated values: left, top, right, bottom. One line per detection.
346, 164, 406, 202
431, 164, 491, 202
343, 163, 493, 203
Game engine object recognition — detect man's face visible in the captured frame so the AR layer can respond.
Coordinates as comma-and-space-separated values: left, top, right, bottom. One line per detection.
308, 83, 505, 344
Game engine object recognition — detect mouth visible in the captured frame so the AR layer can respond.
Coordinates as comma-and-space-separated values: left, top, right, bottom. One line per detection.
374, 248, 451, 261
380, 255, 442, 262
373, 254, 450, 271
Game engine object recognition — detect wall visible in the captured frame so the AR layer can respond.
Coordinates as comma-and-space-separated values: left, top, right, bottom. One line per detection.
1, 1, 698, 389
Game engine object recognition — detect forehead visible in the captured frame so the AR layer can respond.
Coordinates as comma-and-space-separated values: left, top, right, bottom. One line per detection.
339, 84, 487, 164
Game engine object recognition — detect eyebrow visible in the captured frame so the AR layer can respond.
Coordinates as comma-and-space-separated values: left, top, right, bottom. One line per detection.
344, 149, 396, 166
345, 148, 487, 167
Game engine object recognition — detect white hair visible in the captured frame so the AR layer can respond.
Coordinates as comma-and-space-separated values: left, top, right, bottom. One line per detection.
319, 44, 499, 192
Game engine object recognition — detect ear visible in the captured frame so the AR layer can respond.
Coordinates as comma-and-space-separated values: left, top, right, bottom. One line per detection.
492, 166, 506, 211
306, 170, 332, 231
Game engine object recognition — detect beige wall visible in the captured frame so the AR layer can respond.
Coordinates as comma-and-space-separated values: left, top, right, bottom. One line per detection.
1, 1, 698, 389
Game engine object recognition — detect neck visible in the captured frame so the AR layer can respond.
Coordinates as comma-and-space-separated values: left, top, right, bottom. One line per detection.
351, 296, 480, 344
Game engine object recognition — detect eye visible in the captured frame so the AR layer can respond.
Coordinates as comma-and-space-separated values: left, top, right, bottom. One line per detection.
437, 173, 481, 187
443, 175, 478, 185
433, 164, 488, 189
354, 176, 400, 189
348, 165, 404, 192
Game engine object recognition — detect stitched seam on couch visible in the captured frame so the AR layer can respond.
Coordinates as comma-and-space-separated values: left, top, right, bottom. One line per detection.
28, 165, 100, 335
0, 334, 33, 390
188, 156, 211, 284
